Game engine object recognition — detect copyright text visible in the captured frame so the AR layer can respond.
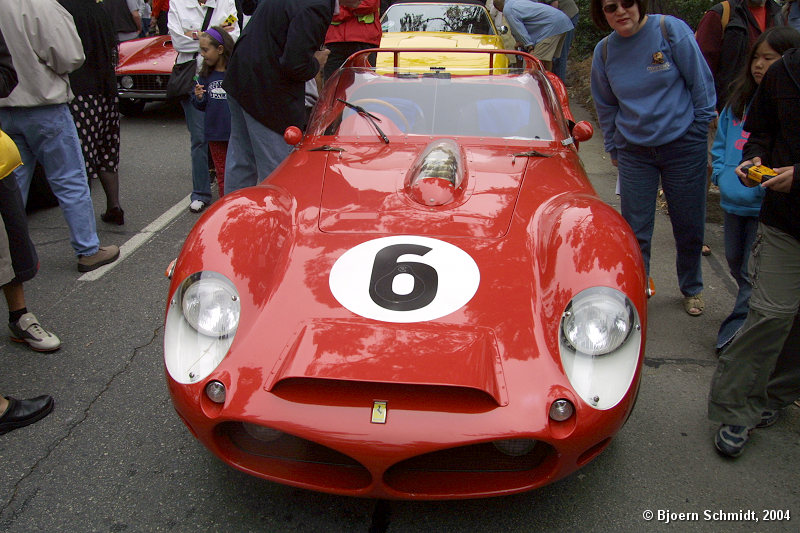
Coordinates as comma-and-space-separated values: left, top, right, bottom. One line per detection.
641, 509, 791, 524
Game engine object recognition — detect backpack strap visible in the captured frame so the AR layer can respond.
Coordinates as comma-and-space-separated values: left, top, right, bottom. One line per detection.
604, 15, 671, 65
694, 1, 731, 38
720, 1, 731, 31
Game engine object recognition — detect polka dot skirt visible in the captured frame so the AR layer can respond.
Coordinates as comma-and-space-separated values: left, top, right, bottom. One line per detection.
69, 93, 120, 180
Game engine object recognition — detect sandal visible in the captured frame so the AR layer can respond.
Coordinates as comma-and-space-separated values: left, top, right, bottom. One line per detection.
683, 293, 704, 317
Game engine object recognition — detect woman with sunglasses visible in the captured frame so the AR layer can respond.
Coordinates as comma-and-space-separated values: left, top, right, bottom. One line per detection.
590, 0, 716, 316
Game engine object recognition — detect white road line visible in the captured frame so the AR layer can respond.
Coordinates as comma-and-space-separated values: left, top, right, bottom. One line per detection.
79, 194, 191, 281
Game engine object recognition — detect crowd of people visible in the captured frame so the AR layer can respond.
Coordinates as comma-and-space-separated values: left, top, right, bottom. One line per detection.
0, 0, 798, 463
588, 0, 800, 459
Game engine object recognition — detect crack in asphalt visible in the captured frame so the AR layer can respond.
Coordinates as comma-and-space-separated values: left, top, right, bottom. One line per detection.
0, 325, 163, 526
644, 356, 717, 368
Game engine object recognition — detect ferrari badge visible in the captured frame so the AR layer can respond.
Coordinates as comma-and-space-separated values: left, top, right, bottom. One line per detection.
371, 401, 387, 424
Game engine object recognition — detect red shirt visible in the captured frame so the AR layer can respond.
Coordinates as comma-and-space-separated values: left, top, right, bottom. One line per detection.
151, 0, 169, 18
750, 5, 767, 30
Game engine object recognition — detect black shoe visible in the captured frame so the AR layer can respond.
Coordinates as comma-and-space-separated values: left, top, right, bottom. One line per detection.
101, 207, 125, 226
0, 395, 54, 435
714, 424, 751, 458
756, 409, 781, 428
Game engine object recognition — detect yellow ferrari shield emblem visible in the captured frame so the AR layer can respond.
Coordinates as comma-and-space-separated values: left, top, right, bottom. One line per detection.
371, 401, 387, 424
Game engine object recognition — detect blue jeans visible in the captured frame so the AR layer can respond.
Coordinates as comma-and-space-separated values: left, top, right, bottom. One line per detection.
552, 13, 578, 82
717, 212, 759, 349
616, 123, 707, 296
224, 96, 292, 195
0, 104, 100, 256
180, 98, 211, 203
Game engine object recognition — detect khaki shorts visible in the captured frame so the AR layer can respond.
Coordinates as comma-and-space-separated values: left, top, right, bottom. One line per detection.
0, 205, 13, 286
533, 32, 566, 62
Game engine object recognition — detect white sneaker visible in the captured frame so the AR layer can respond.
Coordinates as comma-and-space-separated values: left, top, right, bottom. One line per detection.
189, 200, 207, 213
9, 313, 62, 352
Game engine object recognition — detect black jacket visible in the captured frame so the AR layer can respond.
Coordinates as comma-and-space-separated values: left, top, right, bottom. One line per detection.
223, 0, 334, 133
0, 27, 17, 99
697, 0, 783, 111
59, 0, 118, 97
743, 48, 800, 242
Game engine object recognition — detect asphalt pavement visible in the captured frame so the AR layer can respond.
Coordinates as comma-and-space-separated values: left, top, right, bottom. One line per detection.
0, 100, 797, 532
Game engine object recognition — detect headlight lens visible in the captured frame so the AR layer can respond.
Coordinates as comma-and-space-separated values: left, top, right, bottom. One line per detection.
164, 272, 240, 384
562, 288, 632, 356
120, 75, 134, 89
181, 275, 240, 337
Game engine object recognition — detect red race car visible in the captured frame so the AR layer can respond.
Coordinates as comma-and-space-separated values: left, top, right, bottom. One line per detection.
115, 35, 176, 116
164, 50, 647, 500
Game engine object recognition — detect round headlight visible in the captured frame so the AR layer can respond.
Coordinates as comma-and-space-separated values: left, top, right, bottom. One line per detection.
562, 288, 633, 356
181, 274, 240, 337
120, 75, 134, 89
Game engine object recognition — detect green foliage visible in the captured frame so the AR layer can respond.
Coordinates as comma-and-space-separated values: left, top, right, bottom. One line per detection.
572, 0, 719, 60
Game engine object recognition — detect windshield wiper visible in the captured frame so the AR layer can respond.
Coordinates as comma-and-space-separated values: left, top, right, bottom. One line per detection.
511, 150, 552, 163
309, 145, 345, 152
337, 98, 389, 144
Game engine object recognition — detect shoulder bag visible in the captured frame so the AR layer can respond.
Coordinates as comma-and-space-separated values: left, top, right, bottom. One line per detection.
166, 7, 215, 99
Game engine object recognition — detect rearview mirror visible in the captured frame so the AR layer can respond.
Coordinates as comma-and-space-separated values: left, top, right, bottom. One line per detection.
284, 126, 303, 146
571, 121, 593, 143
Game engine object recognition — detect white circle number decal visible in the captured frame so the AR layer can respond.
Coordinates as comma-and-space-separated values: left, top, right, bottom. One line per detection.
329, 236, 480, 323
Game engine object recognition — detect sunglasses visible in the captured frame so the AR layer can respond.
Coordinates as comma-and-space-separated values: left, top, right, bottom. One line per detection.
603, 0, 635, 14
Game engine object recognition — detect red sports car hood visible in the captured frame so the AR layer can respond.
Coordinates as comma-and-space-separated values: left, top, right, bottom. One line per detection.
117, 36, 176, 74
318, 143, 540, 238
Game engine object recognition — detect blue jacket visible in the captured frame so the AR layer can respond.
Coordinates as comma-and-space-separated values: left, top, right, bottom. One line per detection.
590, 15, 716, 159
191, 70, 231, 142
710, 105, 763, 217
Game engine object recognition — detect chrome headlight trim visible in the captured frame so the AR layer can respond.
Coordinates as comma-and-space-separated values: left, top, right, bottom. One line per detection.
180, 272, 241, 338
561, 287, 633, 356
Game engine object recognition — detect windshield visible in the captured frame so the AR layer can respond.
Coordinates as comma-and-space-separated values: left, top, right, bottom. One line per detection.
382, 3, 495, 35
309, 68, 568, 142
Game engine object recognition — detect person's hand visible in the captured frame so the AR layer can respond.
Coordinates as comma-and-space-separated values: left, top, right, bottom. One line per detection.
735, 157, 760, 186
761, 166, 795, 193
222, 22, 235, 33
314, 48, 330, 71
194, 83, 205, 100
611, 158, 618, 167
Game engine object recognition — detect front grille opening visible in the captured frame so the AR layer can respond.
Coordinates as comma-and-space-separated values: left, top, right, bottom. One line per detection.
119, 74, 170, 91
217, 422, 371, 491
384, 440, 557, 496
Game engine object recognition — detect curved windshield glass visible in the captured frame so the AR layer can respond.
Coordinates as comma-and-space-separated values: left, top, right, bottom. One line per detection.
309, 69, 567, 142
382, 3, 494, 35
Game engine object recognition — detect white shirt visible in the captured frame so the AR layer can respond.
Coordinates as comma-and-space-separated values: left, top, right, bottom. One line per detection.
168, 0, 240, 63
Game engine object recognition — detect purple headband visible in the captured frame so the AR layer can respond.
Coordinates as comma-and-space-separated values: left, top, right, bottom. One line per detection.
205, 27, 225, 45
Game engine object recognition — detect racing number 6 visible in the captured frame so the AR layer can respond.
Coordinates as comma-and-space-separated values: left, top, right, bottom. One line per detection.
369, 244, 438, 311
